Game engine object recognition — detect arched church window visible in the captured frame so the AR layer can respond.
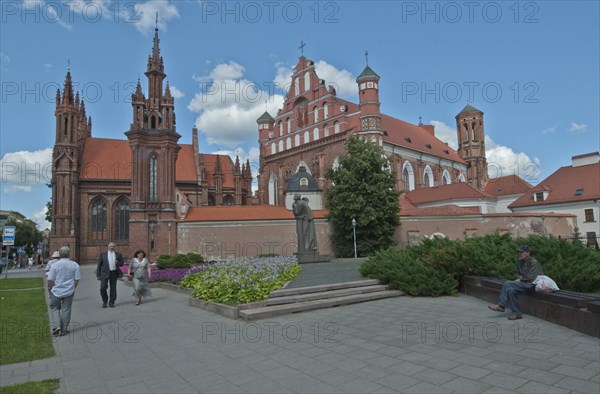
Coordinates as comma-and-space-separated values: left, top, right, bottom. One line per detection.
223, 195, 234, 206
423, 165, 434, 187
442, 169, 452, 185
295, 134, 300, 147
313, 128, 319, 141
114, 198, 129, 241
402, 161, 415, 192
208, 193, 216, 206
313, 106, 319, 123
91, 198, 108, 242
271, 143, 276, 155
334, 121, 340, 134
304, 131, 310, 144
268, 173, 279, 205
286, 137, 292, 150
150, 155, 158, 202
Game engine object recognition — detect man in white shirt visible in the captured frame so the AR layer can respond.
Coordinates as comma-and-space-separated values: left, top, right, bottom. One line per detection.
47, 246, 81, 337
95, 242, 124, 308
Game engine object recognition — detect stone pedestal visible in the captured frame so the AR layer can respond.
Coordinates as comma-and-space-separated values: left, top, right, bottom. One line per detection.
296, 251, 331, 263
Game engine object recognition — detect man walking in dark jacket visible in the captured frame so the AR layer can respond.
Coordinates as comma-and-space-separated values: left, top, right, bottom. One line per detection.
96, 242, 124, 308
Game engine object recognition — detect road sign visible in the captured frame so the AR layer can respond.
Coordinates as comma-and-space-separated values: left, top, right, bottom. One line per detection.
2, 226, 15, 246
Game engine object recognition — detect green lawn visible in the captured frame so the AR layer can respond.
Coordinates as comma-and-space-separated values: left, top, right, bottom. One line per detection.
0, 379, 59, 394
0, 278, 55, 365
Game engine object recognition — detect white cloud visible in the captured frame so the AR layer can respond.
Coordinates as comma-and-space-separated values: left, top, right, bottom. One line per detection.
32, 205, 51, 230
188, 61, 285, 147
542, 125, 557, 134
210, 147, 261, 191
1, 148, 53, 194
314, 60, 357, 97
169, 85, 184, 98
485, 137, 540, 183
22, 0, 73, 30
430, 120, 457, 149
130, 0, 180, 34
429, 121, 540, 182
273, 63, 292, 90
568, 122, 588, 133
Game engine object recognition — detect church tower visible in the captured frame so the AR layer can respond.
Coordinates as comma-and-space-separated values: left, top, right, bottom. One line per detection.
356, 59, 383, 146
125, 25, 181, 260
455, 104, 488, 189
49, 68, 91, 259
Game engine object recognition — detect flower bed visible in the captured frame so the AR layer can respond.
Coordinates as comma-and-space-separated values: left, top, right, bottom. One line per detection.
180, 256, 300, 304
120, 264, 210, 285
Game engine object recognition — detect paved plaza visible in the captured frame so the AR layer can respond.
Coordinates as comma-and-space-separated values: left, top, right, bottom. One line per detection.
1, 264, 599, 393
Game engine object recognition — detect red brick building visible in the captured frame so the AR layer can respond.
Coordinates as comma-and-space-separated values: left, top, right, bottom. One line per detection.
49, 29, 252, 263
256, 56, 488, 206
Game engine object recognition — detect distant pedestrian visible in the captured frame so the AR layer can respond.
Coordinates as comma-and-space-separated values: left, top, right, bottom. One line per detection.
488, 245, 543, 320
27, 256, 33, 270
37, 254, 43, 269
45, 251, 60, 276
128, 250, 152, 305
96, 242, 124, 308
47, 246, 81, 336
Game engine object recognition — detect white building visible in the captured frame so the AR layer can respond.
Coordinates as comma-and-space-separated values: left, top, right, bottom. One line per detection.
509, 152, 600, 247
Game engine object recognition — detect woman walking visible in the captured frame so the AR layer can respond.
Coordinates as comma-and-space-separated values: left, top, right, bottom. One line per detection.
127, 250, 152, 305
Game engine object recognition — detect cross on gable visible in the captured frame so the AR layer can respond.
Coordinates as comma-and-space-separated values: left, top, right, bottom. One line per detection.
299, 41, 306, 56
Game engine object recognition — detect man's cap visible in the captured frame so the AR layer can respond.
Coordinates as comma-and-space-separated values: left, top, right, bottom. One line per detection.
51, 251, 60, 258
517, 245, 530, 253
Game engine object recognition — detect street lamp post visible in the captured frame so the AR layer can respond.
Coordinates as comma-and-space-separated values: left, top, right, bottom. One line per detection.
352, 218, 357, 259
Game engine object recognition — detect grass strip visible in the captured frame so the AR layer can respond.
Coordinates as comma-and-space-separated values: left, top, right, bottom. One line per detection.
0, 378, 59, 394
0, 278, 55, 365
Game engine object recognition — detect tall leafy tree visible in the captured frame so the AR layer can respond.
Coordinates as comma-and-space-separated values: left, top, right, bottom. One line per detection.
325, 136, 400, 257
4, 217, 43, 256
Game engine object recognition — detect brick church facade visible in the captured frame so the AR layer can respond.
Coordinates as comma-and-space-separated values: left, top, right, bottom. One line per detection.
50, 29, 491, 263
256, 56, 488, 207
49, 28, 252, 263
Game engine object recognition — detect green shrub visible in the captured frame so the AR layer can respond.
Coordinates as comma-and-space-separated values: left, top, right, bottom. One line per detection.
180, 256, 301, 304
156, 253, 203, 270
360, 234, 600, 296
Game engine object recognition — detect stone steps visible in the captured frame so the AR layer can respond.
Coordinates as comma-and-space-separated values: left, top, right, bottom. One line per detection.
238, 280, 403, 320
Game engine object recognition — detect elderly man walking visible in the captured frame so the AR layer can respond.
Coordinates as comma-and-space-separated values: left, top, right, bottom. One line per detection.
47, 246, 81, 336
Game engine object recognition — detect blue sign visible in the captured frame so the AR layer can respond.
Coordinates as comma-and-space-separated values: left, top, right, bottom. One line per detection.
2, 226, 15, 246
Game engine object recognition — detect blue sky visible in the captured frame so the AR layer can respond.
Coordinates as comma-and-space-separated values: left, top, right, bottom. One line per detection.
1, 0, 599, 229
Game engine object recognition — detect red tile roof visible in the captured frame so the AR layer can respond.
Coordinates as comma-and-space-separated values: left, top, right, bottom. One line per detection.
79, 137, 199, 182
176, 145, 198, 181
483, 175, 533, 197
510, 162, 600, 208
404, 182, 494, 205
182, 205, 328, 222
381, 114, 464, 163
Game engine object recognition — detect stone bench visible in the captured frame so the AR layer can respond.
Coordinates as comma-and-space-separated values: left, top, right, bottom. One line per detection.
460, 276, 600, 338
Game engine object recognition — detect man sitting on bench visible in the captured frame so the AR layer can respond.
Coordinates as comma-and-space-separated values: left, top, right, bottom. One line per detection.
488, 245, 543, 320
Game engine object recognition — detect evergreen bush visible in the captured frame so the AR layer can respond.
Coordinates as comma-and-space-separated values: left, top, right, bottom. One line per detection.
156, 253, 203, 270
360, 234, 599, 296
